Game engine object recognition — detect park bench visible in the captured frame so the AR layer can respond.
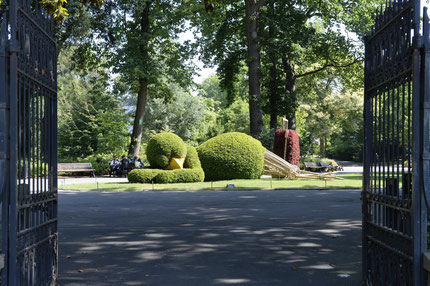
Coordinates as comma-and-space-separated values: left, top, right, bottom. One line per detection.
319, 162, 335, 172
304, 162, 323, 172
331, 161, 344, 171
58, 163, 96, 178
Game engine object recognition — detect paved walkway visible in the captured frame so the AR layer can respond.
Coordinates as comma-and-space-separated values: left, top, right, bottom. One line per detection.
59, 189, 362, 286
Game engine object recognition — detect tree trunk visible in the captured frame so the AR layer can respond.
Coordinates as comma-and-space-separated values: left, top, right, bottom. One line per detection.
268, 18, 278, 130
282, 57, 297, 130
129, 80, 148, 156
128, 2, 151, 156
269, 59, 278, 130
320, 136, 326, 158
245, 0, 264, 137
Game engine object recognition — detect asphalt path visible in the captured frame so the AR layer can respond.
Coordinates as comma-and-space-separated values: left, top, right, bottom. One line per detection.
59, 189, 362, 286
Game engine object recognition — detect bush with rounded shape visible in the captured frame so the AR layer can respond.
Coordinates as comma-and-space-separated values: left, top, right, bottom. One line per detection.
146, 132, 187, 169
197, 132, 265, 181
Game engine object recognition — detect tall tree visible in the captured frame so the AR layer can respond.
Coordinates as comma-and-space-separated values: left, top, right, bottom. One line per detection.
191, 0, 265, 137
244, 0, 264, 136
259, 0, 384, 130
91, 0, 195, 156
55, 0, 197, 156
195, 0, 383, 134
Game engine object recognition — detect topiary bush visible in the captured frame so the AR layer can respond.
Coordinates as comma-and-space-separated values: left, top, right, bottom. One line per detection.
128, 169, 163, 183
129, 144, 205, 184
184, 145, 201, 169
155, 168, 205, 184
128, 168, 204, 184
146, 132, 187, 169
197, 132, 265, 181
273, 129, 300, 167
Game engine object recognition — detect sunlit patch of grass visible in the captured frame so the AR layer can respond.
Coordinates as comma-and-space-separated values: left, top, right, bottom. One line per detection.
61, 174, 362, 192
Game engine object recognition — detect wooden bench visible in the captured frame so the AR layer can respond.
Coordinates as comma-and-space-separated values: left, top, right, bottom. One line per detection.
331, 161, 344, 171
304, 162, 323, 172
319, 162, 334, 172
58, 163, 96, 177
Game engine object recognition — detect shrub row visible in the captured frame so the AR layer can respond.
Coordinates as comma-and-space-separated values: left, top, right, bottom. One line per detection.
128, 168, 204, 184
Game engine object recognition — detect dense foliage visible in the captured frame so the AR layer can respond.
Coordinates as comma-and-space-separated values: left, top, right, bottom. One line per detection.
296, 71, 363, 161
273, 130, 300, 167
58, 51, 129, 160
142, 88, 207, 144
78, 154, 112, 176
146, 132, 188, 169
197, 132, 265, 181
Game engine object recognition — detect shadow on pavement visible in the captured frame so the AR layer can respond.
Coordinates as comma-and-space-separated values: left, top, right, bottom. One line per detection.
59, 189, 362, 286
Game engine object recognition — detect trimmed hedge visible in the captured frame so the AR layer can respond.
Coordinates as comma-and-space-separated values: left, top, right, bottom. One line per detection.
128, 168, 204, 184
155, 168, 205, 184
184, 145, 201, 169
128, 169, 162, 183
146, 132, 187, 169
273, 129, 300, 167
129, 144, 205, 184
197, 132, 265, 181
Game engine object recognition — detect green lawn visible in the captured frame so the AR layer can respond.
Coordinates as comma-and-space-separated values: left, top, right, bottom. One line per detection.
61, 174, 362, 192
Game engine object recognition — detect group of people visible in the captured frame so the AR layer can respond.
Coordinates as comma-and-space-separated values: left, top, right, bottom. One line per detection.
110, 155, 144, 177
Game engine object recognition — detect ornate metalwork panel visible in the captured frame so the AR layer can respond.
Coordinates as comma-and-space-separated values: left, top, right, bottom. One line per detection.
363, 0, 427, 285
0, 0, 58, 285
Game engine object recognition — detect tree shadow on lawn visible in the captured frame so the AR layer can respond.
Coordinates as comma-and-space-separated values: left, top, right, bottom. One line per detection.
59, 190, 362, 286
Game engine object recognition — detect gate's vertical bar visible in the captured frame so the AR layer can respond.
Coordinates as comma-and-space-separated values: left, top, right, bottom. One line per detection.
422, 6, 430, 285
362, 36, 371, 282
412, 0, 424, 284
0, 10, 9, 286
51, 51, 59, 282
8, 0, 18, 283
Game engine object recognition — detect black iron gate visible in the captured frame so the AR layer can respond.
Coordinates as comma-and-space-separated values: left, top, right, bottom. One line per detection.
0, 0, 58, 285
363, 0, 430, 285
